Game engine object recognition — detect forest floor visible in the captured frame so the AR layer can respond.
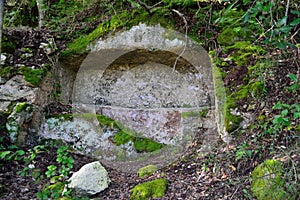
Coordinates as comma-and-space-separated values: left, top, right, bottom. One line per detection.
1, 1, 299, 200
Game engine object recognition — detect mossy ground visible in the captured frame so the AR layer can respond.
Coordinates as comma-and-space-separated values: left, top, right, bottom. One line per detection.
130, 178, 167, 200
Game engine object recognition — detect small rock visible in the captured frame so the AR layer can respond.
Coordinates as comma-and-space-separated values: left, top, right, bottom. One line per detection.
0, 54, 7, 65
66, 161, 110, 197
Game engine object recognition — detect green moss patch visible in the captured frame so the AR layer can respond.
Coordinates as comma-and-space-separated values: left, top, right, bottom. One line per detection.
0, 66, 15, 79
251, 159, 287, 200
15, 102, 33, 113
113, 131, 135, 145
225, 81, 265, 132
18, 66, 48, 86
224, 41, 266, 66
181, 110, 208, 118
62, 9, 174, 56
138, 165, 158, 178
46, 113, 74, 121
133, 137, 164, 153
130, 178, 167, 200
113, 131, 164, 153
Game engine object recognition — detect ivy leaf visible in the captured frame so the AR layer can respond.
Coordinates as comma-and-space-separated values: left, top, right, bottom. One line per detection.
0, 151, 11, 159
294, 112, 300, 119
290, 18, 300, 26
243, 11, 251, 23
281, 109, 288, 117
288, 74, 298, 82
273, 102, 282, 109
277, 16, 287, 27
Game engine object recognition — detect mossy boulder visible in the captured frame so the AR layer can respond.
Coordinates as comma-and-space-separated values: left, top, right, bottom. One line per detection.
251, 159, 287, 200
130, 178, 167, 200
6, 102, 34, 143
138, 165, 158, 178
18, 66, 48, 86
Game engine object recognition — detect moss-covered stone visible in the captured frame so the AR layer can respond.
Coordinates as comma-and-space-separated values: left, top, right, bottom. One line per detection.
133, 137, 164, 153
138, 165, 158, 178
62, 9, 174, 56
15, 102, 33, 113
130, 178, 167, 200
18, 66, 48, 86
113, 131, 135, 145
46, 113, 74, 121
0, 66, 15, 79
251, 159, 287, 200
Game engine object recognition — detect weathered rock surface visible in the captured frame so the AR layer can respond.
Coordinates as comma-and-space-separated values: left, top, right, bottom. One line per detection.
6, 102, 34, 143
0, 75, 38, 102
66, 161, 110, 197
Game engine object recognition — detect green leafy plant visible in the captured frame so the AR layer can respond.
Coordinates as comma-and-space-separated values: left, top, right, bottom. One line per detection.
235, 141, 253, 161
287, 73, 300, 92
37, 145, 75, 199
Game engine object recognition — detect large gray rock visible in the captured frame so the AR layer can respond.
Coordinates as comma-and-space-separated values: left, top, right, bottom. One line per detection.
0, 75, 38, 102
66, 161, 110, 197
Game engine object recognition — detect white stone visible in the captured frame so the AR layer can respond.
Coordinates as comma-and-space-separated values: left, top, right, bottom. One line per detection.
0, 54, 7, 65
66, 161, 110, 196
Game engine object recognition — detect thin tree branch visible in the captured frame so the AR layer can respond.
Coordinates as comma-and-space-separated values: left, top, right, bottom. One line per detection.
171, 9, 188, 73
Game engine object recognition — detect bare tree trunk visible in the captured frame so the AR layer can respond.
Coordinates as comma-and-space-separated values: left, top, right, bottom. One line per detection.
0, 0, 4, 60
36, 0, 45, 29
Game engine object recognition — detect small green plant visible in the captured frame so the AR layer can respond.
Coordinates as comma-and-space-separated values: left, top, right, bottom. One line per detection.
287, 73, 299, 93
235, 140, 254, 161
37, 145, 75, 200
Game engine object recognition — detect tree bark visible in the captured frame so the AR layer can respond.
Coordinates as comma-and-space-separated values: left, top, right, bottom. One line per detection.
36, 0, 45, 29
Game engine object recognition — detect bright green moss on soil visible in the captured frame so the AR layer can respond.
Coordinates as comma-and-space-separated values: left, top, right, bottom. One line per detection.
138, 165, 158, 178
251, 159, 286, 200
18, 66, 48, 86
224, 41, 266, 66
130, 178, 167, 200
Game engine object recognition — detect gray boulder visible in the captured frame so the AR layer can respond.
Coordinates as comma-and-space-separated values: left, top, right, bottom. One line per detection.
0, 75, 38, 102
66, 161, 110, 197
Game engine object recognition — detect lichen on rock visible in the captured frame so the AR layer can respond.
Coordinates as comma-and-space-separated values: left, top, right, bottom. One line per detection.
6, 102, 34, 143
